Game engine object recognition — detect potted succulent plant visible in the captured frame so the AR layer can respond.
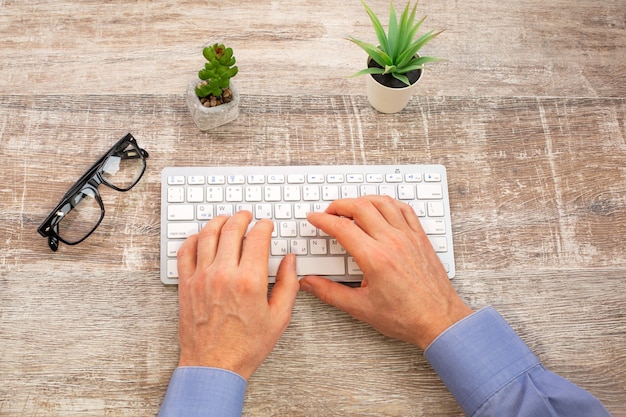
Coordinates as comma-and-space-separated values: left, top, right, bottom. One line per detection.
186, 43, 240, 131
348, 0, 443, 113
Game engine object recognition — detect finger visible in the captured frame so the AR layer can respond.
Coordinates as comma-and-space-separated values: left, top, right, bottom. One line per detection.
307, 211, 373, 261
268, 254, 300, 327
196, 215, 230, 270
177, 233, 199, 283
240, 218, 274, 275
213, 211, 253, 264
399, 202, 425, 234
299, 275, 366, 318
323, 197, 389, 238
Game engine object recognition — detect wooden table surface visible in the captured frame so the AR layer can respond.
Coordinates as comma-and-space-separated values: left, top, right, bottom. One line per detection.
1, 1, 624, 416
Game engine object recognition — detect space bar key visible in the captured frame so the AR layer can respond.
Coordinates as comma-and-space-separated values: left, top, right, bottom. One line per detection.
268, 257, 346, 276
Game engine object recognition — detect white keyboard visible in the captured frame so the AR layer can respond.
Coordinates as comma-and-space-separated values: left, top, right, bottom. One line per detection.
160, 165, 455, 285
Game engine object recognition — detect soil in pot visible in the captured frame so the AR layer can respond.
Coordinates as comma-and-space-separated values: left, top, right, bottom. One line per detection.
368, 59, 422, 88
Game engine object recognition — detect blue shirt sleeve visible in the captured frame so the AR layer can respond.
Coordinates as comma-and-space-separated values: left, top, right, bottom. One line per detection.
424, 306, 612, 417
157, 366, 246, 417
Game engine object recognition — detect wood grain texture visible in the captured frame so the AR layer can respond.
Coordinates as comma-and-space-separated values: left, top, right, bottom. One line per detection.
1, 0, 625, 416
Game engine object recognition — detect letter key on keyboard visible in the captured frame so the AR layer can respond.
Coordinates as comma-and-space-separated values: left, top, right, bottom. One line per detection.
160, 165, 456, 285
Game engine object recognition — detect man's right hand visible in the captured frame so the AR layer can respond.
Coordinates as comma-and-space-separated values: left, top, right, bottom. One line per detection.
299, 196, 472, 350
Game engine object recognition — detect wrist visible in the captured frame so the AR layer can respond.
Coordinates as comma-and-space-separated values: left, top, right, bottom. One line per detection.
414, 301, 473, 350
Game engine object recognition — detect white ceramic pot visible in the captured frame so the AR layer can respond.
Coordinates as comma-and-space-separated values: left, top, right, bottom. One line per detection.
186, 79, 240, 131
366, 72, 421, 114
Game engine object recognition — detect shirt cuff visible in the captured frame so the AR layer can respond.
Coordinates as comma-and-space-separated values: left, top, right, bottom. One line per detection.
424, 306, 541, 417
158, 366, 247, 417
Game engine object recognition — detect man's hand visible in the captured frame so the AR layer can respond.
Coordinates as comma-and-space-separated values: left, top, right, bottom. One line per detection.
176, 211, 300, 380
300, 196, 472, 350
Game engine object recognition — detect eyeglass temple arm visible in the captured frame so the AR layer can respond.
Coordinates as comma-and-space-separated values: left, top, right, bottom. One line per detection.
112, 148, 149, 160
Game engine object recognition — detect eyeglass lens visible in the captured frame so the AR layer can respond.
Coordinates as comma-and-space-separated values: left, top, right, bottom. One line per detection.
58, 188, 103, 244
101, 141, 146, 191
56, 140, 146, 244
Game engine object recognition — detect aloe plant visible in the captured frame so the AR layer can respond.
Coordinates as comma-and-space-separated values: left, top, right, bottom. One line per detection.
195, 43, 239, 99
348, 0, 443, 86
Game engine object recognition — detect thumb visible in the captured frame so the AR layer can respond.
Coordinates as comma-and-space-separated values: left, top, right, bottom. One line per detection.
268, 254, 299, 323
299, 275, 363, 316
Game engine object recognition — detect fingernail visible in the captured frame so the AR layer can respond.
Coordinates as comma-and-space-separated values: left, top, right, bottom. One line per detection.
299, 279, 312, 293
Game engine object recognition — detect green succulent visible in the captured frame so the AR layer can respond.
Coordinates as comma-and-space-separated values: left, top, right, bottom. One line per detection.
348, 0, 443, 86
195, 43, 239, 98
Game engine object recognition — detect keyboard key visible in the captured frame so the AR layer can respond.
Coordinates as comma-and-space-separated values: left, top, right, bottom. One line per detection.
287, 174, 305, 184
313, 202, 329, 212
206, 186, 224, 202
187, 186, 204, 203
265, 186, 282, 201
427, 201, 445, 217
268, 174, 285, 184
228, 175, 245, 184
398, 184, 415, 200
255, 204, 272, 219
347, 257, 362, 275
322, 185, 339, 200
290, 239, 308, 255
197, 205, 214, 220
299, 220, 317, 237
279, 221, 297, 237
405, 173, 421, 182
248, 175, 265, 184
167, 222, 198, 239
303, 185, 320, 200
271, 240, 288, 256
307, 174, 325, 183
327, 174, 344, 183
208, 175, 225, 184
366, 173, 383, 183
341, 185, 359, 198
428, 236, 448, 252
417, 183, 443, 199
310, 239, 328, 255
386, 173, 403, 182
168, 204, 194, 221
420, 218, 446, 235
409, 201, 426, 217
167, 241, 184, 257
246, 186, 263, 202
226, 186, 243, 202
379, 184, 396, 198
283, 186, 301, 201
216, 204, 233, 216
167, 259, 179, 278
360, 184, 377, 196
294, 203, 311, 219
168, 176, 185, 185
329, 239, 347, 255
424, 173, 441, 182
167, 187, 185, 203
187, 175, 205, 185
268, 256, 346, 277
275, 203, 292, 219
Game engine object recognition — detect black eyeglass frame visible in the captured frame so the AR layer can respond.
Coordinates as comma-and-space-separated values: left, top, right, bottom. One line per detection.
37, 133, 149, 251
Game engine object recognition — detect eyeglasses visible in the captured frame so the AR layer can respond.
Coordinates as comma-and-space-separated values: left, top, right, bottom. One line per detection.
38, 133, 149, 251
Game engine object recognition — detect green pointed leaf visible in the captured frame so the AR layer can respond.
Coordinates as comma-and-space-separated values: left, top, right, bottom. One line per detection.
348, 67, 386, 78
392, 72, 411, 86
397, 30, 443, 67
397, 55, 444, 73
360, 0, 389, 52
347, 37, 392, 66
383, 64, 397, 74
387, 1, 399, 58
